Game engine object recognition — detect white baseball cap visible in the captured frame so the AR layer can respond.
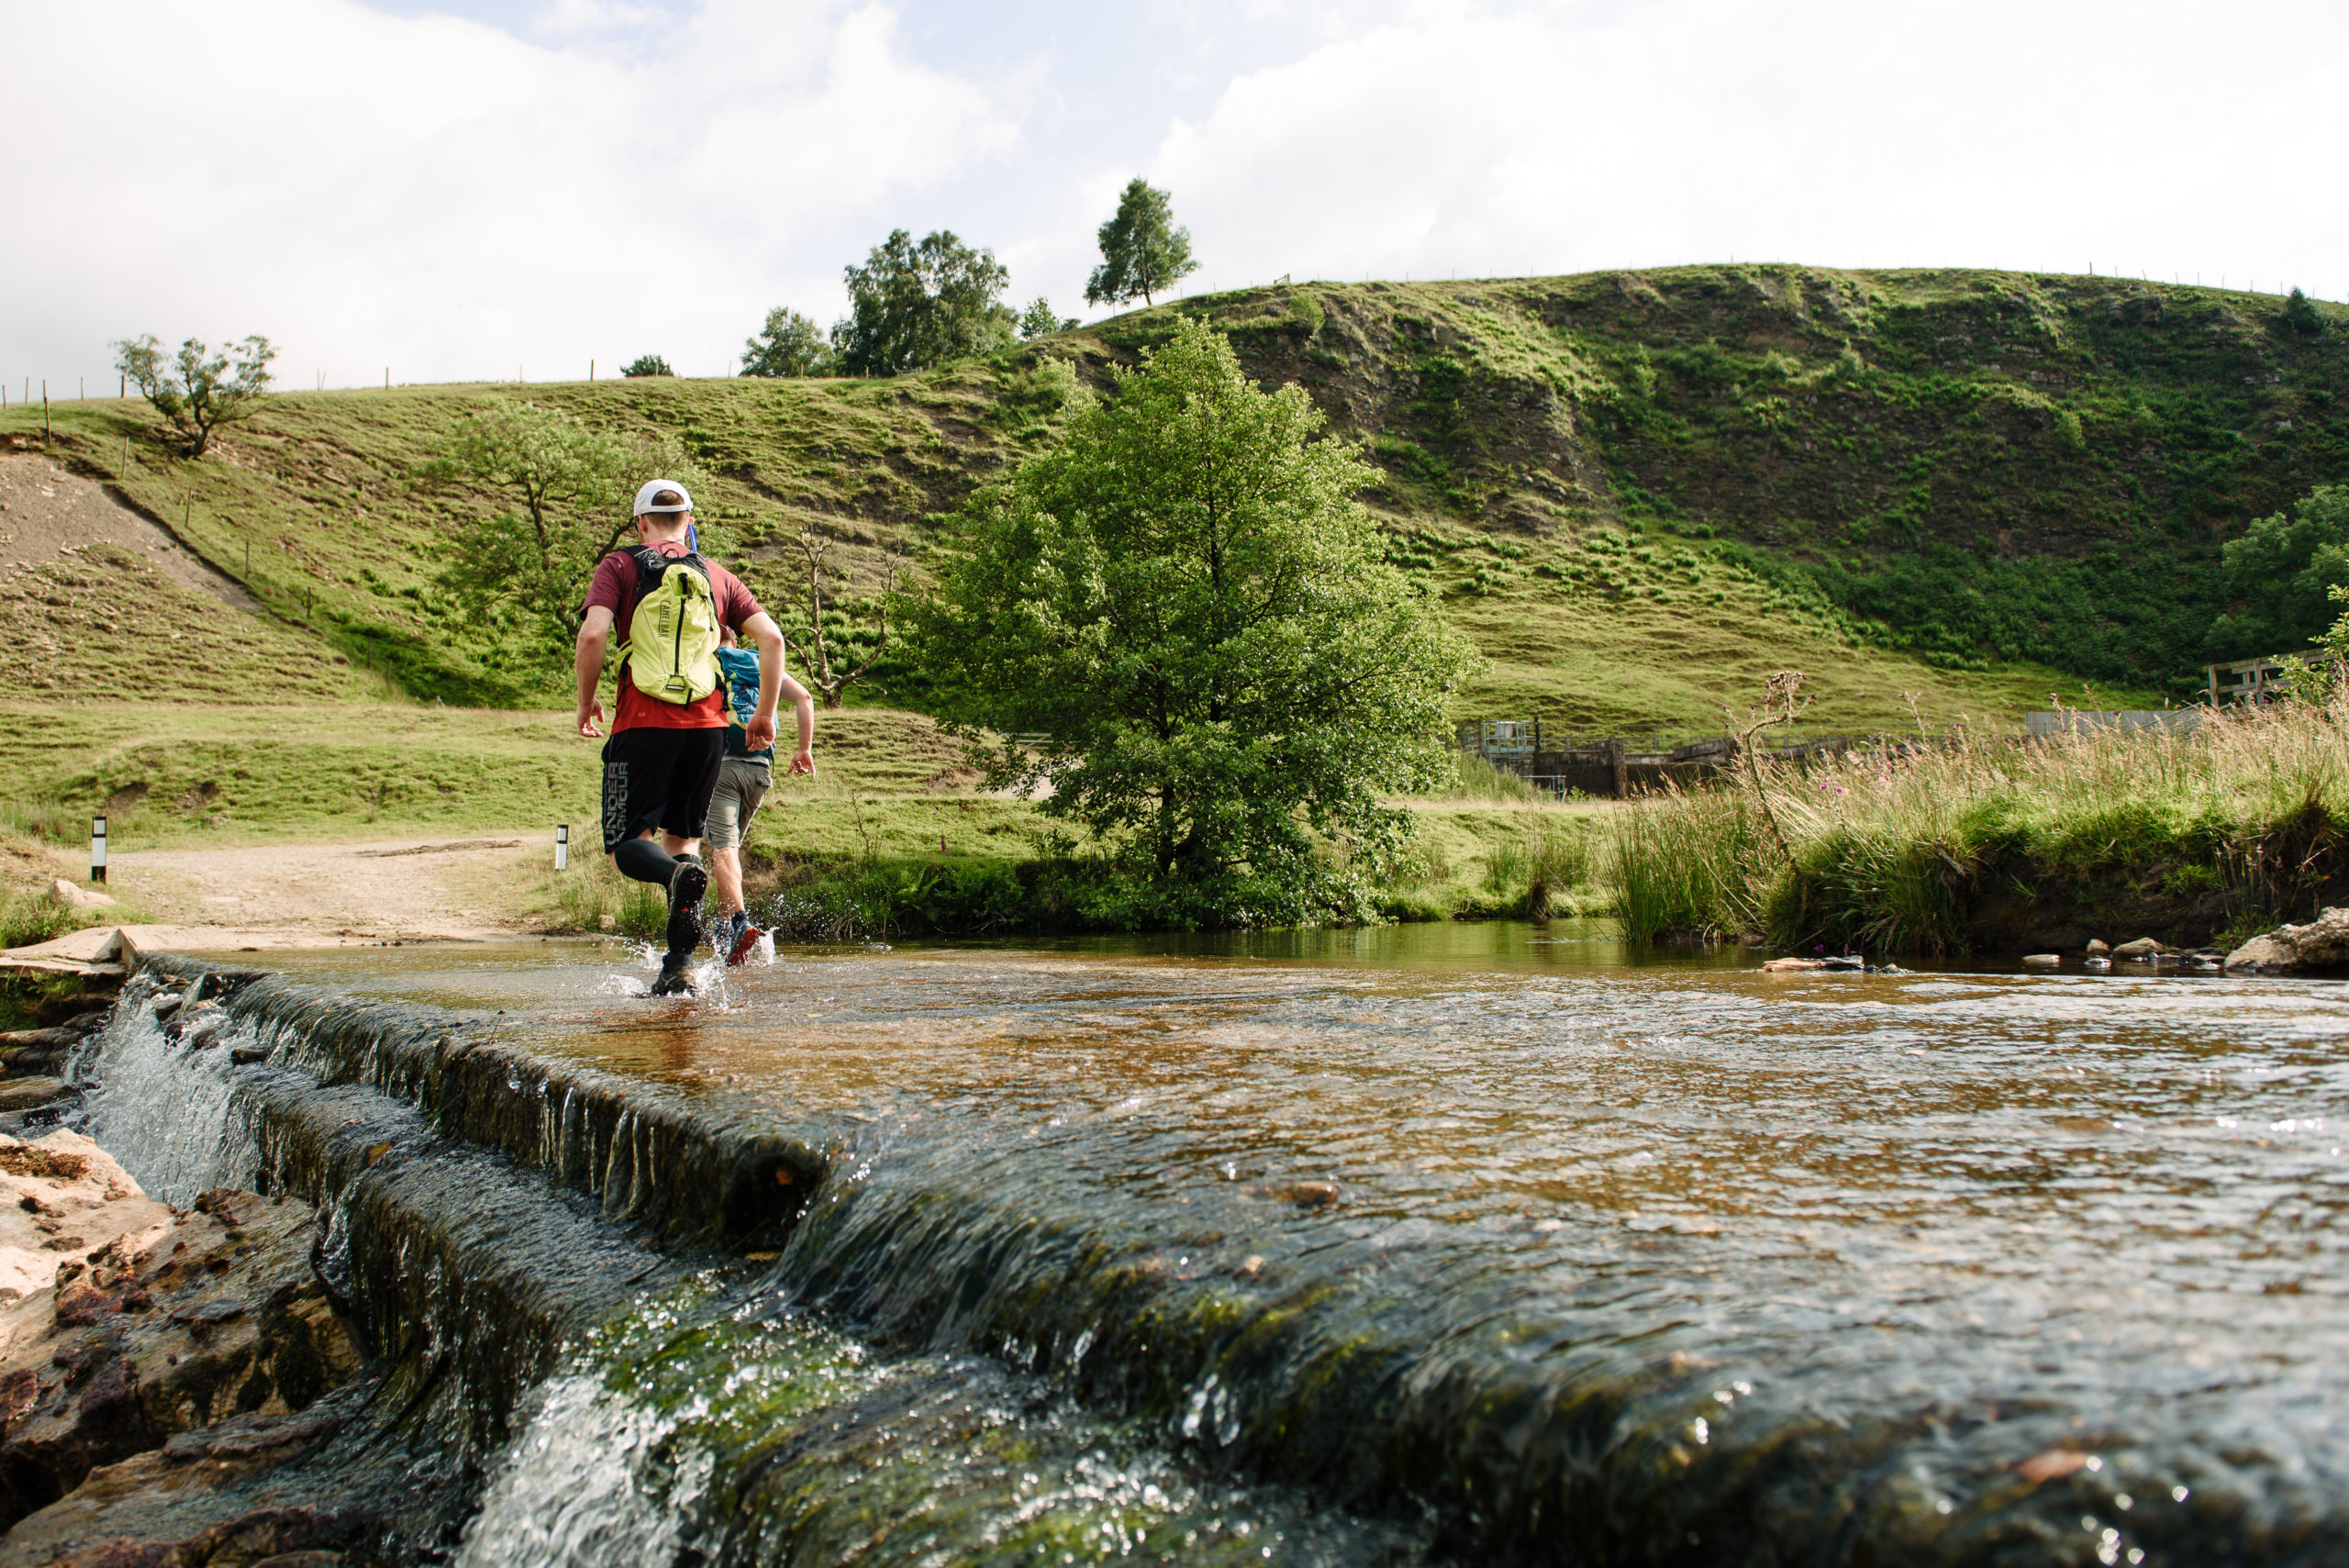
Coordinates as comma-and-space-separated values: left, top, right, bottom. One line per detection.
633, 479, 694, 516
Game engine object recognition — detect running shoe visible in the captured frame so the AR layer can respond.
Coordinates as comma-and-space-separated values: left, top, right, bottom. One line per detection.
726, 916, 764, 968
665, 854, 708, 960
649, 955, 694, 997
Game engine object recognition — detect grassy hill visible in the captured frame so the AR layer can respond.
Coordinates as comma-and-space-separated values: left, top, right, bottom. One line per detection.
14, 261, 2334, 935
21, 261, 2335, 732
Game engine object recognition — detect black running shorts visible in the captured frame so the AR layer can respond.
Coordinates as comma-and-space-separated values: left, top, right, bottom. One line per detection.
600, 727, 727, 852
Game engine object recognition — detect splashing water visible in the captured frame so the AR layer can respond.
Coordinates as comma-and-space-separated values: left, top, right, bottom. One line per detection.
453, 1371, 708, 1568
591, 939, 734, 1002
72, 981, 258, 1203
459, 1278, 1420, 1567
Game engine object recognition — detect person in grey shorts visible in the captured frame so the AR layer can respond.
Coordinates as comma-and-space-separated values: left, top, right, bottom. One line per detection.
709, 628, 815, 964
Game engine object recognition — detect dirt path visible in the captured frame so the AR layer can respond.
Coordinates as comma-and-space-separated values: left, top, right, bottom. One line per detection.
26, 833, 553, 953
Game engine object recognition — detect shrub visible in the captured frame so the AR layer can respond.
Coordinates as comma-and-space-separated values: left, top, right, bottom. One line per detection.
1450, 753, 1539, 802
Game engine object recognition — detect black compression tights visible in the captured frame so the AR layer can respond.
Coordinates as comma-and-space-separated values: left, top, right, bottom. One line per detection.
613, 837, 676, 884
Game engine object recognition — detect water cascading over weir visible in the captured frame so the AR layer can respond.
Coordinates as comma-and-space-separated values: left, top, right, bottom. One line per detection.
30, 936, 2349, 1565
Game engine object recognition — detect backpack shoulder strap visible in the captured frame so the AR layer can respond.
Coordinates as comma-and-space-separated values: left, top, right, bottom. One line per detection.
629, 546, 669, 599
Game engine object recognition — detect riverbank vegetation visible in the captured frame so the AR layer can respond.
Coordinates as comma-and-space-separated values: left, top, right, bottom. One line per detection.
1612, 692, 2349, 957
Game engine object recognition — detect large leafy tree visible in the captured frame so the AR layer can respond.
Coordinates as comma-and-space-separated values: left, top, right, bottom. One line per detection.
415, 400, 696, 676
112, 334, 276, 456
912, 319, 1477, 923
2208, 484, 2349, 660
830, 229, 1014, 377
1085, 179, 1197, 309
741, 307, 833, 377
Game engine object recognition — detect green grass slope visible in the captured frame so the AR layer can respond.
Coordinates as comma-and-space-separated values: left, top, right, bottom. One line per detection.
1100, 267, 2343, 701
17, 261, 2320, 728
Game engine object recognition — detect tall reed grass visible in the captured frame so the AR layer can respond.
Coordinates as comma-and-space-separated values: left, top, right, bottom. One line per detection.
1449, 753, 1542, 802
1610, 697, 2349, 954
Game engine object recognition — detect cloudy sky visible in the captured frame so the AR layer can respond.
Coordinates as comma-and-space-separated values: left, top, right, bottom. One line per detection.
7, 0, 2346, 393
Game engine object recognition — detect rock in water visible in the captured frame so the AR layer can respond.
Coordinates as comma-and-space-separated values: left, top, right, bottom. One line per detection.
2023, 953, 2061, 969
0, 1080, 69, 1113
2111, 938, 2164, 960
2226, 906, 2349, 973
2084, 939, 2110, 955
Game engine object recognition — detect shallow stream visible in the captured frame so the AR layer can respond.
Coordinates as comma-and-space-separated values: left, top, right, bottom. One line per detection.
66, 922, 2349, 1564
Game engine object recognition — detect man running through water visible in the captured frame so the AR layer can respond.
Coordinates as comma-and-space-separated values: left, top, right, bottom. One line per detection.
708, 624, 816, 964
574, 480, 787, 995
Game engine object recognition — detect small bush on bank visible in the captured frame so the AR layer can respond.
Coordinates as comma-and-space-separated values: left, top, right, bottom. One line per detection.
0, 892, 83, 951
1609, 696, 2349, 956
1450, 754, 1540, 802
533, 853, 663, 941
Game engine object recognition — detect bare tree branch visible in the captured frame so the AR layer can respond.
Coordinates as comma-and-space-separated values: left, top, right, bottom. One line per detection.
788, 528, 898, 707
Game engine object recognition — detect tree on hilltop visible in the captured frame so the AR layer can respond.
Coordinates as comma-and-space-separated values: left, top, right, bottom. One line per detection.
1085, 179, 1197, 309
830, 229, 1015, 377
911, 318, 1476, 926
113, 334, 276, 456
2281, 287, 2325, 338
1018, 297, 1076, 341
742, 307, 833, 377
621, 354, 674, 378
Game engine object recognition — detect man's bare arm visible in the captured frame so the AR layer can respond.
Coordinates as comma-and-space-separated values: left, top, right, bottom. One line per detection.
575, 606, 614, 739
781, 670, 816, 776
740, 611, 787, 756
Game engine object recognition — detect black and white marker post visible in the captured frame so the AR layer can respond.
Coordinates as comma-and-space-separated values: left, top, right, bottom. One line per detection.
90, 816, 106, 884
556, 823, 569, 873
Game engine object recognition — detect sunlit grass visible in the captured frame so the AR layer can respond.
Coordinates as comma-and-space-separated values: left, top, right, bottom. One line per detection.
1609, 696, 2349, 954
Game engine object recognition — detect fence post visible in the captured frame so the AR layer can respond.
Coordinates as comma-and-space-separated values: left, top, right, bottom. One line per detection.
1610, 738, 1628, 799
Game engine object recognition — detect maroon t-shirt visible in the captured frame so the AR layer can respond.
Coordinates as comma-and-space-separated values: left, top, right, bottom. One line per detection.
584, 542, 763, 733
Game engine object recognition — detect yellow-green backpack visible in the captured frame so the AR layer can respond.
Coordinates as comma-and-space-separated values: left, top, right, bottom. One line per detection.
621, 548, 722, 704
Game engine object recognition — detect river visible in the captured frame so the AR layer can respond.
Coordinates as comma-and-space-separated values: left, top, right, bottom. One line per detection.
71, 922, 2349, 1564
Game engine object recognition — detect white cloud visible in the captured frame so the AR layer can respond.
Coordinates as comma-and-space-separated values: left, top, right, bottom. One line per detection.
1135, 0, 2349, 304
11, 0, 2349, 396
4, 0, 1022, 387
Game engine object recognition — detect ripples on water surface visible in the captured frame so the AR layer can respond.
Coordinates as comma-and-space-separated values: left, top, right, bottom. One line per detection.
242, 922, 2349, 1564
